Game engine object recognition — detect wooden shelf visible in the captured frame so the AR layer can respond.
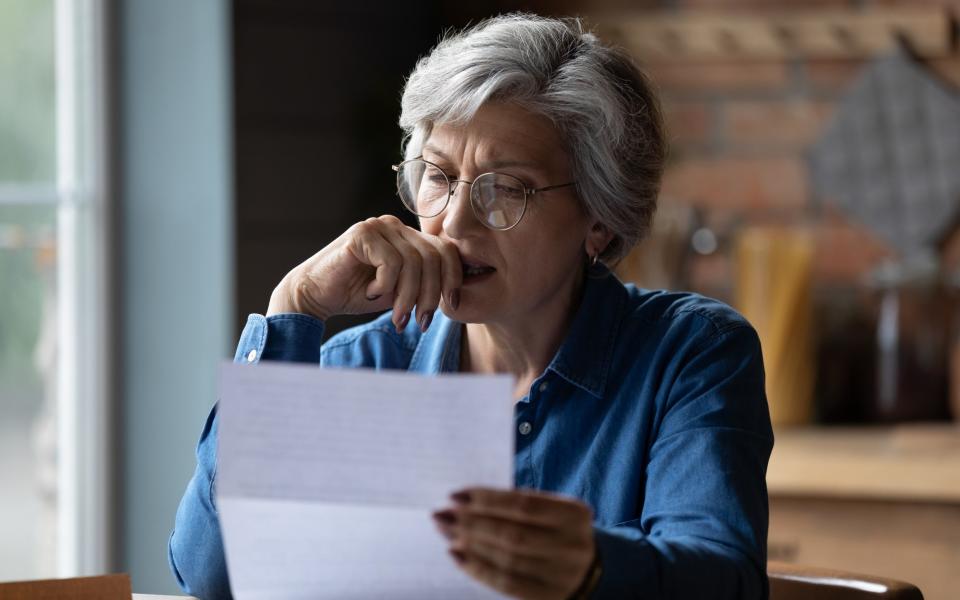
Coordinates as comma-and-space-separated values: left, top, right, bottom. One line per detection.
767, 423, 960, 503
593, 9, 954, 61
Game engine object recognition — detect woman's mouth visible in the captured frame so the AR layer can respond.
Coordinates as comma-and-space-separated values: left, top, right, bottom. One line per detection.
461, 261, 496, 282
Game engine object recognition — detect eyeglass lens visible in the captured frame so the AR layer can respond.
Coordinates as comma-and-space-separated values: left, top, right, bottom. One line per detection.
396, 159, 527, 230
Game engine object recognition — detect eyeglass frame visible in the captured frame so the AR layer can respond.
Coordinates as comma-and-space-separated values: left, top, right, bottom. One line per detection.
391, 156, 577, 231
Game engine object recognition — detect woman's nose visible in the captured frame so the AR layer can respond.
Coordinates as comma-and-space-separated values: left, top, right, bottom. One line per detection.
442, 181, 478, 239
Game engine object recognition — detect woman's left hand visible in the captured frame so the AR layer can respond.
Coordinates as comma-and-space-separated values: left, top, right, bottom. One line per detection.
432, 487, 597, 599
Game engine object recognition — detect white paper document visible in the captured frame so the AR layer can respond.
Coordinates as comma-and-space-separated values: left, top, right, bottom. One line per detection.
217, 361, 515, 600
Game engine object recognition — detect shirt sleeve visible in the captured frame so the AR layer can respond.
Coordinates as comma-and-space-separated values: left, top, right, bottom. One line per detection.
168, 312, 326, 599
591, 324, 774, 600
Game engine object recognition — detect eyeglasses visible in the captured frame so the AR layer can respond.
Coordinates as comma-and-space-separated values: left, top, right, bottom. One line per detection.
392, 157, 577, 231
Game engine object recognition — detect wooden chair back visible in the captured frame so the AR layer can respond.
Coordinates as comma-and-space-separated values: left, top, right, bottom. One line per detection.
769, 562, 924, 600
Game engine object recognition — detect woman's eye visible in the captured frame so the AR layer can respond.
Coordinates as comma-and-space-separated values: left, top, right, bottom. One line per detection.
422, 166, 450, 186
494, 184, 524, 197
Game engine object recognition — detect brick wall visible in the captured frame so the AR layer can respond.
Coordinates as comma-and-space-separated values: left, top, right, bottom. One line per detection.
566, 0, 960, 422
592, 0, 960, 302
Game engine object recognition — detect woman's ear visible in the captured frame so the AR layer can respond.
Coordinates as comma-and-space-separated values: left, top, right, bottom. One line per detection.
586, 222, 614, 257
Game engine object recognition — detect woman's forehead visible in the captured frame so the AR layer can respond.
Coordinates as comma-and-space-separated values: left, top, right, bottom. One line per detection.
424, 103, 567, 171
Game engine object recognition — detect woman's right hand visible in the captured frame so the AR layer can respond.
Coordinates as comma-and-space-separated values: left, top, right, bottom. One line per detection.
266, 215, 463, 333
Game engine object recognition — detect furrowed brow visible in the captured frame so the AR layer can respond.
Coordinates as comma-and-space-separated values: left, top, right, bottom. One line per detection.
421, 144, 451, 162
424, 147, 535, 167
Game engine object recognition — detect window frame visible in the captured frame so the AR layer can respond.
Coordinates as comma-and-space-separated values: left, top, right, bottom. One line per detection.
53, 0, 113, 576
0, 0, 111, 577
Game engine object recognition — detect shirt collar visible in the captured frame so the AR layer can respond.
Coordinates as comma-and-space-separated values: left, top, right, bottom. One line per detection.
545, 264, 626, 399
407, 309, 462, 375
407, 264, 627, 399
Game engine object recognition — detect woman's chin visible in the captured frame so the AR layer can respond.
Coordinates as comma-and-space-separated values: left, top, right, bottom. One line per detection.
439, 299, 497, 325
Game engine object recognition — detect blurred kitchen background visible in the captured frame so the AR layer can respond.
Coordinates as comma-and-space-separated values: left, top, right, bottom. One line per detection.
1, 0, 958, 597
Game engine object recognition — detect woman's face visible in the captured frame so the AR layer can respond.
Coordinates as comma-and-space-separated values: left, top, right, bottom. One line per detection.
419, 102, 594, 325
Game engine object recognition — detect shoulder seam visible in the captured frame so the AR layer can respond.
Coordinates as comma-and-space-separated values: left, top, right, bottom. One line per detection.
624, 302, 748, 338
672, 305, 745, 333
689, 321, 755, 356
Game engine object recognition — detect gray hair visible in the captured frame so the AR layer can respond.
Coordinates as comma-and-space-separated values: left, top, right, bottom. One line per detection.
399, 13, 666, 263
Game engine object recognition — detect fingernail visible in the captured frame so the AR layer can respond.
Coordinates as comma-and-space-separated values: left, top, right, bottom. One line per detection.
449, 549, 466, 564
366, 294, 381, 301
418, 310, 434, 332
450, 288, 461, 310
432, 509, 457, 526
450, 490, 471, 505
395, 312, 409, 333
434, 523, 455, 541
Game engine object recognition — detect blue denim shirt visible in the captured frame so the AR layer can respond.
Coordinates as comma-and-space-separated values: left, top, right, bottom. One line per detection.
169, 266, 773, 599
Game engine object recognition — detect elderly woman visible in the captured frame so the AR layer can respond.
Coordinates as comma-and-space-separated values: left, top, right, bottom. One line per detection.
169, 13, 773, 600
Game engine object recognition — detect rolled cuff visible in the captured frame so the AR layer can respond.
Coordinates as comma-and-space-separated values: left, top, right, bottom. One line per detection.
591, 525, 657, 599
233, 313, 326, 365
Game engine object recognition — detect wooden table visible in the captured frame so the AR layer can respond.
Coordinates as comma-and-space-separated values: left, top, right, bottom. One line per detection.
768, 423, 960, 501
767, 423, 960, 600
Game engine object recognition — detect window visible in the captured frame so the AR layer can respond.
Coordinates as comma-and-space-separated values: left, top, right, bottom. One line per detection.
0, 0, 111, 579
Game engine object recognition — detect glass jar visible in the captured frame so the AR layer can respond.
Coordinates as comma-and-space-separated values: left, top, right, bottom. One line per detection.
868, 259, 951, 423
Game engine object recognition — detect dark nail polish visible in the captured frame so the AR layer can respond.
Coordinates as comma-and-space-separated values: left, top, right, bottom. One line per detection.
449, 549, 466, 564
432, 509, 458, 526
450, 490, 471, 505
450, 288, 461, 310
418, 310, 433, 332
396, 312, 410, 332
366, 294, 381, 301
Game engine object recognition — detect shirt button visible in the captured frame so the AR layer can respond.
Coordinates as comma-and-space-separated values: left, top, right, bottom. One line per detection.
518, 421, 533, 435
538, 381, 549, 393
246, 349, 257, 362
